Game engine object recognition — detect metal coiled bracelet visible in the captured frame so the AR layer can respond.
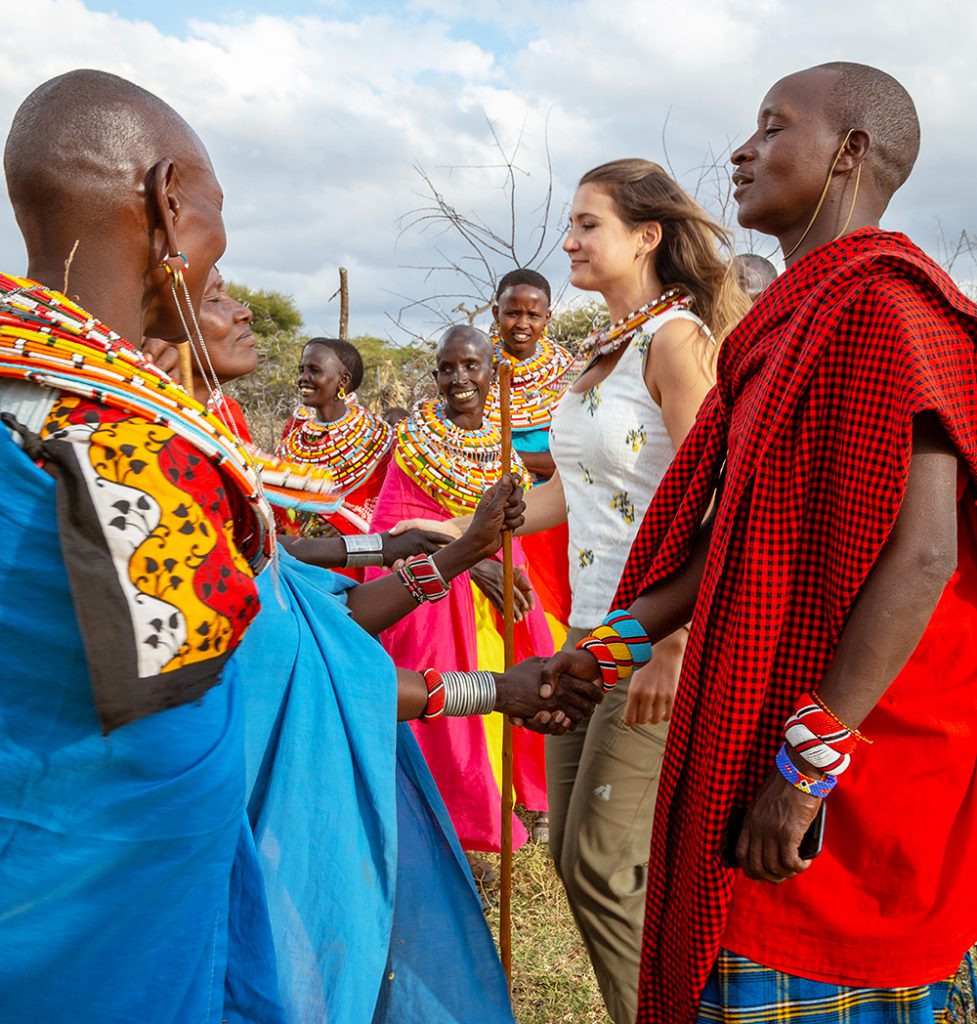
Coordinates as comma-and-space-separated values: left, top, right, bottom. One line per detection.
420, 669, 496, 720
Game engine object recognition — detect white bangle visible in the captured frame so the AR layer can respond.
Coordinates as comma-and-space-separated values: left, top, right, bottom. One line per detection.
343, 533, 385, 567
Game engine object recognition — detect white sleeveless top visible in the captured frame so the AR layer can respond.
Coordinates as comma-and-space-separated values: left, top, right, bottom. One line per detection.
550, 309, 704, 628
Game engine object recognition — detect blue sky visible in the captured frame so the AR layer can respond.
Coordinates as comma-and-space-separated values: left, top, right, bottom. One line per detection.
3, 0, 976, 341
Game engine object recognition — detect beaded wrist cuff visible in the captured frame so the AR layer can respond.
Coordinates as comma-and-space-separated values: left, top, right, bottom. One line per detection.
784, 698, 857, 776
344, 533, 385, 567
575, 611, 653, 693
421, 668, 446, 721
397, 553, 451, 604
776, 743, 837, 798
602, 610, 653, 667
575, 636, 621, 693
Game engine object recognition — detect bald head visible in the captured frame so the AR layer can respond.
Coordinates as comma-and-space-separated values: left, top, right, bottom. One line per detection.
4, 70, 226, 344
435, 324, 492, 361
810, 62, 920, 199
5, 69, 214, 243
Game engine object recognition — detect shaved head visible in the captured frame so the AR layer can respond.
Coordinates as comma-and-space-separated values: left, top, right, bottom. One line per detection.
812, 62, 920, 199
435, 324, 492, 360
5, 69, 212, 231
4, 69, 226, 343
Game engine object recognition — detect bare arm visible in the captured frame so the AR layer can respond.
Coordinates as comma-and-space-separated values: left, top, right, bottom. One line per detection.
737, 413, 960, 882
519, 447, 557, 481
514, 466, 567, 535
396, 659, 604, 730
624, 318, 715, 724
346, 475, 524, 635
646, 319, 716, 450
389, 465, 568, 541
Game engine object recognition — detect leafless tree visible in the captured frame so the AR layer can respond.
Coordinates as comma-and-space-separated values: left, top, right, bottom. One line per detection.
387, 112, 565, 341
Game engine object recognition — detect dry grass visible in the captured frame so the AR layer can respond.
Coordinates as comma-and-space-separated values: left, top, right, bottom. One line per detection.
476, 839, 611, 1024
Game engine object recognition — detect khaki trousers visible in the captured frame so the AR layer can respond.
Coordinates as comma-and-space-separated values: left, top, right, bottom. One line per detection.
546, 627, 668, 1024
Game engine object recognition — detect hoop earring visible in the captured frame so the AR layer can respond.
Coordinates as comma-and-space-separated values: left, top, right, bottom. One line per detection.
160, 251, 190, 287
337, 385, 348, 401
783, 129, 857, 261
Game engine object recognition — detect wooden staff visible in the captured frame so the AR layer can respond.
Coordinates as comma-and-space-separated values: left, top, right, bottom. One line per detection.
177, 341, 194, 394
498, 359, 515, 983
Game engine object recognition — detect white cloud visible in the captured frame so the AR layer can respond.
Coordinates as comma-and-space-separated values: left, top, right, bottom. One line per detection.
0, 0, 975, 343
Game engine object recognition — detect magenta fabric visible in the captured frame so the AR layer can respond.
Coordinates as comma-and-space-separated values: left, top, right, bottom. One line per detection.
369, 460, 551, 851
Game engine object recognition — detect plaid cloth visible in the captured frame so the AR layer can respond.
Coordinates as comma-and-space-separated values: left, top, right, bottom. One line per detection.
613, 229, 977, 1024
695, 950, 969, 1023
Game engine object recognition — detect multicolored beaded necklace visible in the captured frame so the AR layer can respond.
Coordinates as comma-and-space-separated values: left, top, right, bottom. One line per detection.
0, 275, 289, 570
0, 276, 346, 573
578, 287, 693, 359
485, 328, 578, 430
395, 398, 525, 515
277, 403, 393, 494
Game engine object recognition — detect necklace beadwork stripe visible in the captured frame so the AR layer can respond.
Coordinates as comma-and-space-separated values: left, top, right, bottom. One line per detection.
277, 403, 393, 493
395, 399, 525, 515
578, 288, 693, 359
485, 331, 577, 430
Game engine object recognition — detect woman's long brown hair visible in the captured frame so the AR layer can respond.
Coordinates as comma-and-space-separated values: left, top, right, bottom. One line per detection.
579, 158, 749, 341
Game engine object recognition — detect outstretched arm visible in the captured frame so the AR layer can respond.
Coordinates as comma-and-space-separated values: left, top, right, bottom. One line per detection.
345, 475, 524, 635
736, 413, 960, 882
541, 512, 714, 697
397, 658, 604, 733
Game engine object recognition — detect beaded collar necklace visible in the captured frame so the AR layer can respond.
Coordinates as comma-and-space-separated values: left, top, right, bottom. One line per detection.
579, 287, 692, 359
485, 330, 578, 430
0, 274, 284, 572
0, 277, 347, 566
395, 398, 525, 515
277, 402, 393, 493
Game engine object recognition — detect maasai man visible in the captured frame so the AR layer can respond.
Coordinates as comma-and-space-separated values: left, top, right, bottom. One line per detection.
486, 268, 575, 668
370, 325, 554, 853
544, 62, 977, 1023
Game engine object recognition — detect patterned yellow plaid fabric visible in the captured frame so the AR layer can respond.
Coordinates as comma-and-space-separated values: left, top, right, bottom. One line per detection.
695, 949, 971, 1023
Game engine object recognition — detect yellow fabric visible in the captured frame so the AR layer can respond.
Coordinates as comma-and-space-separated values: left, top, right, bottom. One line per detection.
472, 585, 506, 793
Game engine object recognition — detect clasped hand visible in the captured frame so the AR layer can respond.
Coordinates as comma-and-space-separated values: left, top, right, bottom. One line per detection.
496, 654, 604, 735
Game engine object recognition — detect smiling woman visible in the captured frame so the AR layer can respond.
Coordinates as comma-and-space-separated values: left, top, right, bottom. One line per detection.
276, 336, 394, 552
368, 325, 554, 854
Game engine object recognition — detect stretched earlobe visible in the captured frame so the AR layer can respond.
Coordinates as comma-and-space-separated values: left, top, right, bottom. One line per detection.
148, 158, 181, 272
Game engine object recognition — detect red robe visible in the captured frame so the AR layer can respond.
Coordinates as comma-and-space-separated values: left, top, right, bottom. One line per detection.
614, 229, 977, 1022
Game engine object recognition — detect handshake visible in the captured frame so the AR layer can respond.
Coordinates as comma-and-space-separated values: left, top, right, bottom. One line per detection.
492, 650, 604, 735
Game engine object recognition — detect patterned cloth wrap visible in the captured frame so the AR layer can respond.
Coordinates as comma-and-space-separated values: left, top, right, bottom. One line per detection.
612, 230, 977, 1023
0, 274, 345, 734
695, 949, 973, 1024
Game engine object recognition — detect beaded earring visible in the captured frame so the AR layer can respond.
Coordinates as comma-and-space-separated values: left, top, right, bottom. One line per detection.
160, 251, 190, 286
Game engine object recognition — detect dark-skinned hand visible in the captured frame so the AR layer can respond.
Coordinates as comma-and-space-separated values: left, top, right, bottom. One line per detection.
514, 648, 605, 732
142, 337, 183, 380
463, 474, 526, 561
470, 559, 534, 623
380, 528, 453, 566
734, 758, 822, 883
495, 656, 604, 735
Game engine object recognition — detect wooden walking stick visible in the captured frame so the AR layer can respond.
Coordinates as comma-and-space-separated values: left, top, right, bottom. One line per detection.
177, 341, 194, 395
498, 359, 515, 984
